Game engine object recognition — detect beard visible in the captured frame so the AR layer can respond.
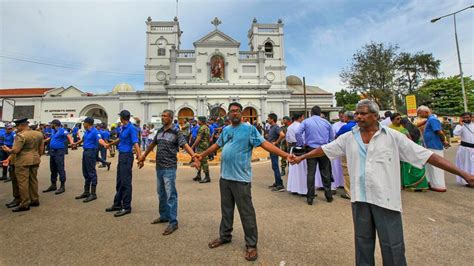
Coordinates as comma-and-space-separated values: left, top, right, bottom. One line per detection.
463, 120, 471, 124
231, 116, 241, 124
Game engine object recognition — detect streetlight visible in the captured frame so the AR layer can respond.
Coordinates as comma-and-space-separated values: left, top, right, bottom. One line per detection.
431, 5, 473, 112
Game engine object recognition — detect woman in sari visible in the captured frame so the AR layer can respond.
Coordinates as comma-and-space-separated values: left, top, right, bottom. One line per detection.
390, 113, 428, 191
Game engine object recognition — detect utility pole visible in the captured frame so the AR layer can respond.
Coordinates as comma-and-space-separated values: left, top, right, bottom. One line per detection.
303, 76, 308, 117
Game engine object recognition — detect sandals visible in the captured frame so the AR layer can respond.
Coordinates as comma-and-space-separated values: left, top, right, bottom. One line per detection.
245, 247, 258, 261
151, 218, 169, 224
208, 238, 231, 249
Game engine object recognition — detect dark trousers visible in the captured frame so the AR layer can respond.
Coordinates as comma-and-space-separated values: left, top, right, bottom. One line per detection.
352, 202, 407, 266
82, 149, 98, 187
10, 165, 20, 203
219, 178, 258, 248
113, 152, 133, 210
96, 147, 108, 165
99, 146, 107, 166
0, 149, 8, 177
49, 148, 66, 184
270, 153, 283, 186
306, 147, 332, 199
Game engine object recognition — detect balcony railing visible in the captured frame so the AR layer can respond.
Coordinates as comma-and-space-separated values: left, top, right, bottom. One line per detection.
177, 50, 195, 58
239, 51, 257, 59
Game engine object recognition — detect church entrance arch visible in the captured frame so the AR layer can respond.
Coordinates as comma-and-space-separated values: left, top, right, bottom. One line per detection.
242, 107, 258, 124
210, 107, 226, 119
80, 104, 108, 125
178, 107, 194, 124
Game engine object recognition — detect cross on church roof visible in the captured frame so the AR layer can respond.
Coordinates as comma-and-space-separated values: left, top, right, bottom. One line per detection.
211, 17, 221, 30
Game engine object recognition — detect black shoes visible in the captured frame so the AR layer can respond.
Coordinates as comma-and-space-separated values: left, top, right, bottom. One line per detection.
4, 177, 11, 183
199, 177, 211, 183
43, 185, 57, 193
114, 208, 131, 217
324, 189, 334, 203
193, 171, 202, 182
12, 206, 30, 212
83, 194, 97, 203
75, 192, 89, 200
6, 201, 19, 208
268, 183, 277, 189
162, 224, 178, 235
0, 176, 7, 181
340, 193, 351, 200
29, 201, 40, 207
106, 162, 111, 171
55, 186, 65, 195
105, 206, 122, 212
307, 197, 314, 205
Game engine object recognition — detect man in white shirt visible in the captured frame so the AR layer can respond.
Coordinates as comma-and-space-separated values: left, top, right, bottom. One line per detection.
453, 112, 474, 186
380, 110, 392, 126
291, 99, 474, 265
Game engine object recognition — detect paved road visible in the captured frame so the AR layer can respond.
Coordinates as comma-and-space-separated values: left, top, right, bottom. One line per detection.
0, 146, 473, 265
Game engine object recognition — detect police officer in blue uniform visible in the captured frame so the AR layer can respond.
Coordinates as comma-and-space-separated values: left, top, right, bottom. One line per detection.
98, 124, 111, 169
72, 117, 108, 202
105, 110, 141, 217
0, 126, 7, 181
42, 119, 73, 195
2, 124, 16, 182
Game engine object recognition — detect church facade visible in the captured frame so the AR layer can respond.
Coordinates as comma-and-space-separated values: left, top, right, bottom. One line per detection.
0, 17, 337, 125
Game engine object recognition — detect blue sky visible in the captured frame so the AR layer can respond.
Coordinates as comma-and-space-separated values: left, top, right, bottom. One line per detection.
1, 0, 473, 94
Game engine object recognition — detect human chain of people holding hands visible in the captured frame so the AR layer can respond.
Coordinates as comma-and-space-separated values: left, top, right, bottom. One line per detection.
1, 99, 473, 264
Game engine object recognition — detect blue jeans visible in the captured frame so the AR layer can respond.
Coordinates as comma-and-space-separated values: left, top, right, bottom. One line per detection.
270, 153, 283, 186
156, 167, 178, 226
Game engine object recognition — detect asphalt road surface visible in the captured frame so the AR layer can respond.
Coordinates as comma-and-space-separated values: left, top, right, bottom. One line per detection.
0, 146, 472, 265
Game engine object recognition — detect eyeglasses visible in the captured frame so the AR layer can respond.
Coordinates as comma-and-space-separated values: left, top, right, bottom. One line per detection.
229, 110, 241, 114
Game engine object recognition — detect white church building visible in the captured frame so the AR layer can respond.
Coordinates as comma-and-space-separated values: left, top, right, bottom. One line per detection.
0, 17, 337, 125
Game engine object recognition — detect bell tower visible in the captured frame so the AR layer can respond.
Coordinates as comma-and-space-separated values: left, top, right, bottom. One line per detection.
144, 16, 181, 91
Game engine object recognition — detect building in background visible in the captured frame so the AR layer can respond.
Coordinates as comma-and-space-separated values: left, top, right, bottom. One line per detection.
0, 17, 336, 125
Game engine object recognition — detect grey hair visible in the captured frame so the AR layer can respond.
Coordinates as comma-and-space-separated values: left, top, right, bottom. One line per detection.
163, 109, 174, 118
356, 99, 380, 114
344, 111, 355, 119
417, 105, 430, 112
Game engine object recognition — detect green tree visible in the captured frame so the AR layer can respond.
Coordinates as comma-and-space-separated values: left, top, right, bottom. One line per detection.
417, 76, 474, 115
335, 89, 359, 110
340, 42, 398, 109
395, 52, 440, 94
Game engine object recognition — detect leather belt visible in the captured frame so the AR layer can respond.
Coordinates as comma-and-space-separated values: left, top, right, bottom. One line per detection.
460, 141, 474, 148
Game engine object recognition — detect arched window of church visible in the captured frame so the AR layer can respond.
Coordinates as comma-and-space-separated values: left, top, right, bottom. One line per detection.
158, 48, 166, 56
210, 55, 225, 81
264, 42, 273, 58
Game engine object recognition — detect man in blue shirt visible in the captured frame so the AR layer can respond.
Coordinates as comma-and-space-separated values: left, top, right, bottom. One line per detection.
72, 117, 108, 203
72, 123, 81, 142
417, 105, 449, 192
42, 120, 73, 195
266, 113, 286, 192
295, 105, 334, 205
195, 102, 291, 262
105, 110, 141, 217
189, 119, 199, 147
97, 124, 111, 169
43, 124, 52, 155
1, 125, 16, 182
0, 127, 6, 180
336, 111, 357, 200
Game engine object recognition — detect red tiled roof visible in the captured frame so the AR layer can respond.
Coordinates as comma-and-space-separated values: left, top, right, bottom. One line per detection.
0, 88, 53, 97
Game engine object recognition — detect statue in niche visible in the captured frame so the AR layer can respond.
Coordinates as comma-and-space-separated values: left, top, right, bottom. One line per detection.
210, 55, 225, 81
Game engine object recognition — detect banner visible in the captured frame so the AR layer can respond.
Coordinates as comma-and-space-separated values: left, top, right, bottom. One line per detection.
406, 95, 417, 117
